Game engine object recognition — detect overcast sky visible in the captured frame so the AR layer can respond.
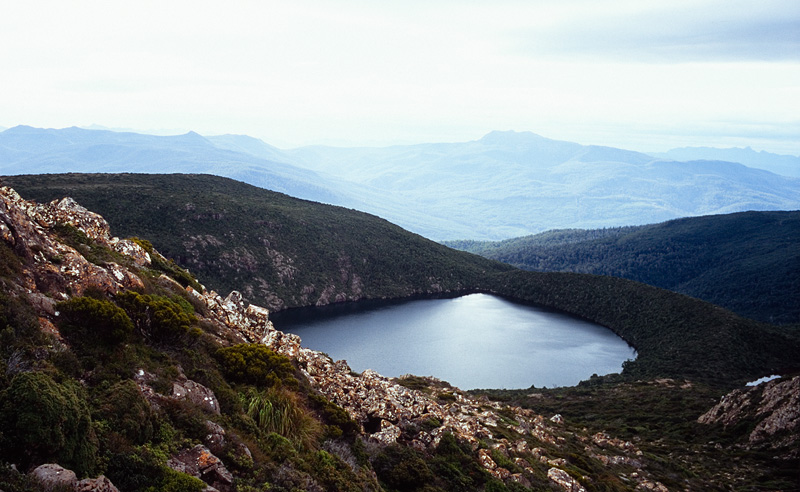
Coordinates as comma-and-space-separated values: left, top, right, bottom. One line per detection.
2, 0, 799, 153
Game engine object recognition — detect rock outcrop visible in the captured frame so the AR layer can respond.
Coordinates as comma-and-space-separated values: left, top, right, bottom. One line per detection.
167, 445, 234, 492
0, 186, 145, 302
30, 464, 120, 492
698, 375, 800, 454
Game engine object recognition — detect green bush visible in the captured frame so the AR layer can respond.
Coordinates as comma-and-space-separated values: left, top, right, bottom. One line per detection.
94, 379, 154, 445
147, 467, 206, 492
372, 444, 435, 492
0, 372, 97, 475
105, 447, 204, 492
308, 393, 361, 440
216, 343, 296, 388
0, 289, 42, 351
241, 387, 321, 450
116, 291, 196, 342
57, 296, 134, 346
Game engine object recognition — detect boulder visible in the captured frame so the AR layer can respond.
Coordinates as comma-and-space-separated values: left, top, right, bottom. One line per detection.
172, 378, 220, 415
167, 445, 234, 492
547, 467, 587, 492
30, 464, 77, 491
76, 475, 120, 492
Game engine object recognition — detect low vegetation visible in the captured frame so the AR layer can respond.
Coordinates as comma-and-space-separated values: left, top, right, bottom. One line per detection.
472, 378, 800, 491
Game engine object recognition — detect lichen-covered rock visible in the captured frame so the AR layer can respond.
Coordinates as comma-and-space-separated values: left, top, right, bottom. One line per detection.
698, 375, 800, 452
173, 377, 220, 415
111, 238, 151, 265
0, 187, 145, 303
548, 467, 587, 492
76, 475, 120, 492
167, 445, 234, 492
30, 463, 78, 491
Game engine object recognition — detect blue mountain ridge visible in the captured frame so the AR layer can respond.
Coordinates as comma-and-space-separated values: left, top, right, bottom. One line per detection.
2, 126, 799, 240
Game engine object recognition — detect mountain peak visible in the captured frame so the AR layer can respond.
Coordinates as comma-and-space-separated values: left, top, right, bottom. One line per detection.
479, 130, 547, 145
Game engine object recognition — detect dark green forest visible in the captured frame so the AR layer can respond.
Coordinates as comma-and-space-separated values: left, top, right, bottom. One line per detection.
445, 212, 800, 325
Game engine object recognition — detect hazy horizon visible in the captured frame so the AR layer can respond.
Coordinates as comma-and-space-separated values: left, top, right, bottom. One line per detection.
2, 1, 798, 154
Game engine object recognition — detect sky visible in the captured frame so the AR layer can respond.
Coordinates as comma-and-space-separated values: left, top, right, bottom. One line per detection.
1, 0, 799, 154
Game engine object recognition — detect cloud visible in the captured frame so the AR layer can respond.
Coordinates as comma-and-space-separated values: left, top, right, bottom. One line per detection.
511, 0, 800, 62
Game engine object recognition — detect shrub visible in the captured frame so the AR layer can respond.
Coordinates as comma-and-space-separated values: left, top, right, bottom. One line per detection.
105, 446, 205, 492
241, 387, 321, 450
116, 291, 196, 342
94, 379, 155, 445
0, 289, 42, 351
216, 343, 296, 388
147, 468, 206, 492
0, 372, 97, 475
57, 296, 134, 346
308, 393, 361, 440
371, 443, 435, 492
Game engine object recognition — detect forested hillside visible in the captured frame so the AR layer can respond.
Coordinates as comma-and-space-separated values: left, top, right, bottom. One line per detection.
5, 173, 798, 386
4, 173, 510, 312
447, 212, 800, 324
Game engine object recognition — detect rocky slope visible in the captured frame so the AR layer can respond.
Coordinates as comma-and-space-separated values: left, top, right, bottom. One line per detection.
698, 375, 800, 454
0, 186, 672, 491
2, 185, 798, 491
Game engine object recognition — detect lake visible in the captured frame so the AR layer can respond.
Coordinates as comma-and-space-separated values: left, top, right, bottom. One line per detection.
273, 293, 636, 389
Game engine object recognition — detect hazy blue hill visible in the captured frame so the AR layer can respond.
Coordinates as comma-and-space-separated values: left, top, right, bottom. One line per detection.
653, 146, 800, 177
0, 125, 350, 207
286, 130, 800, 240
446, 211, 800, 324
3, 126, 800, 240
206, 133, 290, 163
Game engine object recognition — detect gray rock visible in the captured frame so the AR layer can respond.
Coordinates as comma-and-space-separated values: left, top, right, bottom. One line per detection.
76, 475, 120, 492
30, 464, 77, 491
167, 445, 234, 492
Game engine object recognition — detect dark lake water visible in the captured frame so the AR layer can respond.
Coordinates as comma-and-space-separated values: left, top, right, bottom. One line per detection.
273, 293, 636, 389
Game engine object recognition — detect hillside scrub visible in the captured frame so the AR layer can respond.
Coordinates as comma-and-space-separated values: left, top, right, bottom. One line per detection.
488, 270, 800, 384
448, 211, 800, 325
0, 372, 98, 475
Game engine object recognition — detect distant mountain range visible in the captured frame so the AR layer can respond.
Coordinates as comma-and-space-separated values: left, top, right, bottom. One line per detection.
2, 125, 799, 240
651, 146, 800, 178
445, 211, 800, 325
